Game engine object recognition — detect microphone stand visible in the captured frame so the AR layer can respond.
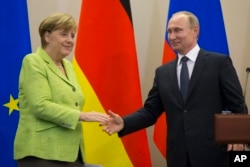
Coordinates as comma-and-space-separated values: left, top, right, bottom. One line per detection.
243, 67, 250, 114
243, 67, 250, 149
243, 67, 250, 100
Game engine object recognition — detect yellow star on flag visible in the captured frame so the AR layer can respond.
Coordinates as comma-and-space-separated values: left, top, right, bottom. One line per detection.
3, 95, 19, 115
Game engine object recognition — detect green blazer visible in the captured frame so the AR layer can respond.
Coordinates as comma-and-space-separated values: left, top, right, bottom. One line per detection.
14, 47, 85, 162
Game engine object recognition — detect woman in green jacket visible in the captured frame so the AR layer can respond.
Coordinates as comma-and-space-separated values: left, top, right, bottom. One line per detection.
14, 12, 108, 167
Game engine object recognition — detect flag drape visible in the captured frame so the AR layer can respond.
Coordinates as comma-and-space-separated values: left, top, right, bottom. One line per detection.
0, 0, 31, 166
153, 0, 229, 158
73, 0, 152, 166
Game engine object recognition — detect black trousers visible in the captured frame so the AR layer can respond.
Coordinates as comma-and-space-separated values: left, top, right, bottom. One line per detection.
17, 151, 85, 167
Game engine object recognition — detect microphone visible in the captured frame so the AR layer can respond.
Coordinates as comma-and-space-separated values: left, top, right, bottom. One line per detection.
243, 67, 250, 114
246, 67, 250, 73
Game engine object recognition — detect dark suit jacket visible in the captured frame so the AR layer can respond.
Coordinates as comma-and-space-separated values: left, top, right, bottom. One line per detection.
118, 49, 246, 167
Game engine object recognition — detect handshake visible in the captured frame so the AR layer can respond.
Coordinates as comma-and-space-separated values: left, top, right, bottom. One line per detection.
79, 110, 123, 135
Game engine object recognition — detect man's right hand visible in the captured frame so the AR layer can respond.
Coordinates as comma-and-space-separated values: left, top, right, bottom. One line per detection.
101, 110, 124, 135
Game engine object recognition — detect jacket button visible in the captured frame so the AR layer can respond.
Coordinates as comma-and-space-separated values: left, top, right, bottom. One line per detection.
184, 110, 188, 113
75, 102, 78, 107
185, 128, 190, 134
72, 87, 76, 92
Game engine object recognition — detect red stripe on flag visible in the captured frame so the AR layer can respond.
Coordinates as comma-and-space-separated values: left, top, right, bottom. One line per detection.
75, 0, 152, 166
162, 41, 176, 64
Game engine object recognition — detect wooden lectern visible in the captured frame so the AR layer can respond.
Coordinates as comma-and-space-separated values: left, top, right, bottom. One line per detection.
215, 114, 250, 143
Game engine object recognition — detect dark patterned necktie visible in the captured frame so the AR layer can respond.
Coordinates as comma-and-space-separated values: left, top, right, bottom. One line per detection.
180, 56, 189, 100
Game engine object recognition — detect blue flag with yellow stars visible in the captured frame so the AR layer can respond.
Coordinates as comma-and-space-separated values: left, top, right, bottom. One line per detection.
0, 0, 31, 166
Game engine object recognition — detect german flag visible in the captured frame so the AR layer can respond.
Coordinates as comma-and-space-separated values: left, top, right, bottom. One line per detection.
73, 0, 152, 166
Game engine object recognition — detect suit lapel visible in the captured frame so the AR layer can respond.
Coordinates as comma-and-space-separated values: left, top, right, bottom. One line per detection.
166, 60, 184, 103
186, 49, 208, 99
62, 60, 76, 85
38, 49, 75, 87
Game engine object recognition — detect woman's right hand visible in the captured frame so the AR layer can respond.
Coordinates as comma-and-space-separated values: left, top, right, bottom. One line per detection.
79, 111, 110, 123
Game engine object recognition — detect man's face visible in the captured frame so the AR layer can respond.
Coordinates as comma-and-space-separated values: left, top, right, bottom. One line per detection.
167, 14, 198, 55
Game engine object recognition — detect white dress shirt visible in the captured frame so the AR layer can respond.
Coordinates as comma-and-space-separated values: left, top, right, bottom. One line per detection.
177, 44, 200, 88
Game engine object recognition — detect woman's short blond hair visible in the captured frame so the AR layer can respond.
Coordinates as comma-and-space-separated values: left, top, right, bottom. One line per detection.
39, 12, 77, 47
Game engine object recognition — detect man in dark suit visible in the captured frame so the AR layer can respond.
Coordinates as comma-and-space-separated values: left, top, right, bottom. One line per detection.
102, 11, 246, 167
